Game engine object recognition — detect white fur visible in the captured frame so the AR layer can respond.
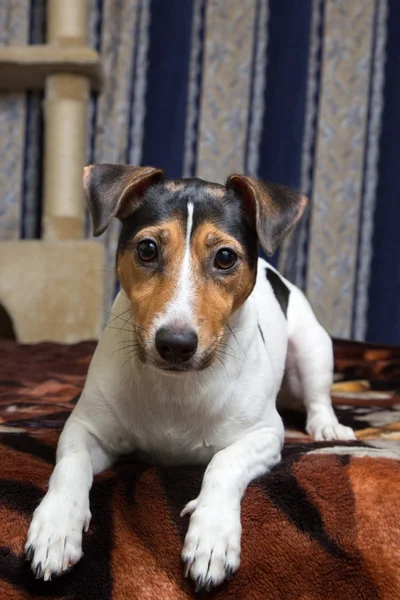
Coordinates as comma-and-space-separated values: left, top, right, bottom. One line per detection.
26, 257, 354, 587
152, 201, 195, 337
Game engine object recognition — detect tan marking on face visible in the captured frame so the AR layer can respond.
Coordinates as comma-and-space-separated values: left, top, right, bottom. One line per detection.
117, 219, 185, 357
205, 184, 226, 200
190, 223, 256, 353
164, 180, 185, 192
117, 215, 256, 368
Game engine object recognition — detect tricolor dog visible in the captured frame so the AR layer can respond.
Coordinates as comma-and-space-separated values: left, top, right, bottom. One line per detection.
26, 165, 355, 590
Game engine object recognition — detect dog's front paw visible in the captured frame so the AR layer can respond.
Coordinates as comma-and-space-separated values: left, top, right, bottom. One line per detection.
307, 416, 355, 442
25, 492, 91, 581
181, 503, 241, 592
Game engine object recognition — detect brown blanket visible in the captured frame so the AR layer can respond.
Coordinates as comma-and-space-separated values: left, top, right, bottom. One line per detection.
1, 339, 400, 599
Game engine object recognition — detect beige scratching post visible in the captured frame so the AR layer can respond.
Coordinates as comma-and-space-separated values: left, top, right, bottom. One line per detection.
0, 0, 104, 343
43, 0, 89, 241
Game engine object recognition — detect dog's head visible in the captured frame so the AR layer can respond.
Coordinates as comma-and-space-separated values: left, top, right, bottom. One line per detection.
84, 164, 307, 374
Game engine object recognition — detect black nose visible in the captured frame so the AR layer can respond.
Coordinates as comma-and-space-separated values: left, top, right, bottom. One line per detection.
155, 327, 198, 363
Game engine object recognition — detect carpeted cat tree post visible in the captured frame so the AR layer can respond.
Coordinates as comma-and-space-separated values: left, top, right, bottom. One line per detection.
0, 0, 104, 343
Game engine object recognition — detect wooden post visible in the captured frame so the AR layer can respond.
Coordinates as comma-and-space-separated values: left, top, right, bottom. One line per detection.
42, 0, 89, 241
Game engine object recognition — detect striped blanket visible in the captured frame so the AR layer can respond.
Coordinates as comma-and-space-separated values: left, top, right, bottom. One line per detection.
1, 339, 400, 599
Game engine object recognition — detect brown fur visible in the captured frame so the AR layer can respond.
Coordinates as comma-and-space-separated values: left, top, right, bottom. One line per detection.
204, 184, 226, 200
164, 180, 185, 192
117, 218, 255, 366
117, 220, 185, 356
190, 223, 255, 353
2, 338, 397, 600
84, 166, 309, 365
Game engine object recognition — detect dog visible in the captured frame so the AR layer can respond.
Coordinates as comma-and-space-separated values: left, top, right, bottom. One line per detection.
25, 164, 355, 590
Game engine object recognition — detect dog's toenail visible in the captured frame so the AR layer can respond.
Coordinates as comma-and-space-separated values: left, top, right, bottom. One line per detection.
195, 575, 204, 593
34, 563, 43, 579
25, 546, 34, 561
183, 559, 191, 578
205, 578, 214, 591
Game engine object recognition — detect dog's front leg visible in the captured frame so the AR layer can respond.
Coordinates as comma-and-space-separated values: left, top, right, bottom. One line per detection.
25, 417, 115, 581
181, 416, 284, 591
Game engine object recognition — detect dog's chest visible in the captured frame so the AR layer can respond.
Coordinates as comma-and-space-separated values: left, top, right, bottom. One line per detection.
134, 425, 217, 465
126, 401, 236, 464
112, 380, 253, 465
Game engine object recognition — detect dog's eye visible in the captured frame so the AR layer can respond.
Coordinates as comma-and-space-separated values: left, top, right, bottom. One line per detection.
137, 239, 158, 262
214, 248, 238, 270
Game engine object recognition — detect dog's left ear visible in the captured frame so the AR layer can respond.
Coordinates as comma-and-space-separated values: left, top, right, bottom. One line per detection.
226, 175, 308, 255
83, 163, 165, 236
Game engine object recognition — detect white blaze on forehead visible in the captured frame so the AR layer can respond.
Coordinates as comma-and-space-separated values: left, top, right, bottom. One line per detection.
178, 201, 194, 310
185, 201, 194, 253
153, 201, 196, 332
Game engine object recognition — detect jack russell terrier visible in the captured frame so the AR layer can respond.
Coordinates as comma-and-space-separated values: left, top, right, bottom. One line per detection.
25, 165, 355, 591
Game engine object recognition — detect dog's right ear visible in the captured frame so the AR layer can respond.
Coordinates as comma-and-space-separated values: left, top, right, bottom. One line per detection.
83, 164, 165, 236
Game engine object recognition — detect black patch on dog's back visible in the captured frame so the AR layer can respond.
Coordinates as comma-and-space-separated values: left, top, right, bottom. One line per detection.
266, 268, 290, 317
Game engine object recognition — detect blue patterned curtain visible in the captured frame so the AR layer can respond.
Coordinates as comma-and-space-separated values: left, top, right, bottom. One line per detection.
0, 0, 399, 344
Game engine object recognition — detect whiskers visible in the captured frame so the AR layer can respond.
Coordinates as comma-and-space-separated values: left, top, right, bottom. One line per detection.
214, 324, 249, 368
216, 325, 253, 338
97, 307, 145, 336
226, 323, 246, 357
95, 306, 145, 366
120, 349, 143, 370
109, 337, 142, 364
213, 353, 228, 374
96, 307, 251, 372
215, 347, 247, 367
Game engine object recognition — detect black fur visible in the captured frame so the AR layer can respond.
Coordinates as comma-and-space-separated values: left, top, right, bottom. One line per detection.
265, 268, 290, 317
117, 178, 258, 270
